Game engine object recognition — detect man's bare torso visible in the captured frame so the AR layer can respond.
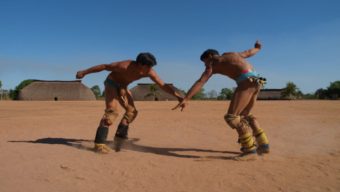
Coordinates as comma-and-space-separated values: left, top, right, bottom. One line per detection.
212, 52, 254, 80
107, 60, 149, 87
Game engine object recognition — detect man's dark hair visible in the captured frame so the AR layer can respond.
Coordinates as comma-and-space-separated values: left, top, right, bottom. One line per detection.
200, 49, 219, 61
136, 52, 157, 67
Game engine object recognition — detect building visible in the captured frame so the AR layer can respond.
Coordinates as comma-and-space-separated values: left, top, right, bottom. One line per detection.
130, 83, 184, 101
258, 89, 284, 100
18, 80, 95, 101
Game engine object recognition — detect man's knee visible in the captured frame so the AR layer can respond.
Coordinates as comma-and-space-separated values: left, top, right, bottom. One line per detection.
123, 106, 138, 123
102, 108, 119, 126
224, 114, 242, 129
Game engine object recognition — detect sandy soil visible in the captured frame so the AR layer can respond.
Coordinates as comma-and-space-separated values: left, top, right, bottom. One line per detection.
0, 100, 340, 192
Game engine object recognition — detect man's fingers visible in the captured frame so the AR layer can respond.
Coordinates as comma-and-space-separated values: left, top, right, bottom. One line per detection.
172, 101, 187, 111
172, 104, 180, 110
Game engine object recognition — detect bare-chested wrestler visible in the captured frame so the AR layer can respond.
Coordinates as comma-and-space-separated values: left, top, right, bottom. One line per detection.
76, 53, 183, 153
173, 41, 269, 160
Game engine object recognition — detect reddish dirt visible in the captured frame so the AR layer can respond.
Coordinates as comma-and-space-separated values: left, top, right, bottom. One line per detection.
1, 100, 340, 192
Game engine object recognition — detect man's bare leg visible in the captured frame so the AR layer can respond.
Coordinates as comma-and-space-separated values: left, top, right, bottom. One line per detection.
94, 85, 119, 154
241, 86, 270, 154
225, 81, 258, 160
245, 114, 270, 154
114, 91, 137, 151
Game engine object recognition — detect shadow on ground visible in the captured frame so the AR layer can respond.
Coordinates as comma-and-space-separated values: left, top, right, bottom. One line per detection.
9, 137, 241, 160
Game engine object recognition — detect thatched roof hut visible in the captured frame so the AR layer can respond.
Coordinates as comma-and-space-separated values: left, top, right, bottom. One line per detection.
258, 89, 284, 100
19, 80, 95, 101
130, 83, 184, 101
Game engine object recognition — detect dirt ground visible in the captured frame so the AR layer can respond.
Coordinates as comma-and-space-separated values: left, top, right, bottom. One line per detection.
0, 100, 339, 192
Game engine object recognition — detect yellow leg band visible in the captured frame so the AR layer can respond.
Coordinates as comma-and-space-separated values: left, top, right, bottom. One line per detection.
94, 143, 110, 154
254, 128, 269, 145
239, 132, 256, 152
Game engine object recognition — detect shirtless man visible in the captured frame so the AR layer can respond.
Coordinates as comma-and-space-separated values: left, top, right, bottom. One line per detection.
173, 41, 269, 159
76, 52, 183, 153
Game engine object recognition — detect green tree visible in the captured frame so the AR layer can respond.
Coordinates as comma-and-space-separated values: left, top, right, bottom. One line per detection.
192, 88, 206, 100
217, 88, 233, 100
91, 85, 101, 99
315, 88, 327, 99
327, 81, 340, 99
314, 81, 340, 99
302, 93, 316, 100
145, 84, 161, 101
10, 79, 34, 100
281, 82, 301, 100
328, 81, 340, 89
0, 80, 3, 100
207, 90, 218, 99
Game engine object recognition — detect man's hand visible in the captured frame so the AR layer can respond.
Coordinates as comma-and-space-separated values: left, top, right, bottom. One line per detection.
255, 40, 262, 49
172, 99, 188, 112
76, 71, 85, 79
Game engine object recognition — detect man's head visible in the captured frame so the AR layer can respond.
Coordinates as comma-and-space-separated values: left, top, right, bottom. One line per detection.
200, 49, 219, 62
136, 52, 157, 67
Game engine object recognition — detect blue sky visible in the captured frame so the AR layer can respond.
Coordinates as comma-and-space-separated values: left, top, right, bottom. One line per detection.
1, 0, 339, 94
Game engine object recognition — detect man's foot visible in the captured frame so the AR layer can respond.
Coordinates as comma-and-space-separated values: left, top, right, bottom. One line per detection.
94, 143, 110, 154
254, 128, 269, 155
257, 144, 270, 155
234, 150, 258, 161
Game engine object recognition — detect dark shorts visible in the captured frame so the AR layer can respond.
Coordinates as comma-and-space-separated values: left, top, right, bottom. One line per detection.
104, 78, 121, 91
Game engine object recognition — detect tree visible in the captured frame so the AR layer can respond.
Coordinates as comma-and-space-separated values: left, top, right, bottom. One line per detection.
207, 89, 218, 99
145, 84, 161, 101
0, 80, 2, 100
281, 82, 301, 100
315, 88, 327, 99
302, 93, 316, 100
10, 79, 34, 100
91, 85, 101, 99
217, 88, 233, 100
314, 81, 340, 99
327, 81, 340, 99
192, 88, 206, 100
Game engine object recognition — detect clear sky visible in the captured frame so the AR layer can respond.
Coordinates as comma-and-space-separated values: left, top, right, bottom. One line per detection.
1, 0, 339, 94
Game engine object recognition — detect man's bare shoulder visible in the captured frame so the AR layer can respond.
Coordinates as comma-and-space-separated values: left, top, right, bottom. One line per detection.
109, 60, 134, 67
221, 52, 238, 56
220, 52, 243, 61
105, 60, 134, 72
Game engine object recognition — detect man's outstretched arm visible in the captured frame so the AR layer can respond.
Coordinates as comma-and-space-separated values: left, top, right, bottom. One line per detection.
184, 67, 212, 100
148, 69, 183, 101
172, 67, 212, 111
76, 62, 120, 79
238, 40, 262, 58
